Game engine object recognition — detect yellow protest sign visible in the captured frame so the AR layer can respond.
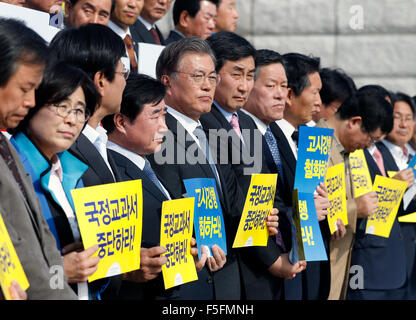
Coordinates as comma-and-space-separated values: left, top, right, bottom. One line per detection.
398, 212, 416, 223
0, 213, 29, 300
388, 171, 397, 178
325, 163, 348, 234
160, 198, 197, 290
365, 176, 408, 238
349, 149, 372, 198
233, 174, 277, 248
71, 180, 143, 282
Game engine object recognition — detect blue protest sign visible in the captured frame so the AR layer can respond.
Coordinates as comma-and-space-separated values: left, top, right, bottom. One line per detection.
297, 192, 328, 262
294, 126, 334, 194
183, 178, 227, 259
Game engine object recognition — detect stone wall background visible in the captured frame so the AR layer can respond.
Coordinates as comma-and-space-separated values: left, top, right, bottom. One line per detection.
157, 0, 416, 95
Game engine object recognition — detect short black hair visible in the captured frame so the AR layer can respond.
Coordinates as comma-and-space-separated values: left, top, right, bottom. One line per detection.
173, 0, 219, 26
102, 73, 166, 134
319, 68, 356, 106
254, 49, 286, 79
0, 18, 49, 86
358, 84, 392, 102
283, 52, 320, 97
337, 91, 394, 134
12, 61, 99, 134
206, 31, 256, 72
391, 92, 416, 117
49, 23, 125, 82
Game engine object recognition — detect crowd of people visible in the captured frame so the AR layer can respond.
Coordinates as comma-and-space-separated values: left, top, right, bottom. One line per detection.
0, 0, 415, 301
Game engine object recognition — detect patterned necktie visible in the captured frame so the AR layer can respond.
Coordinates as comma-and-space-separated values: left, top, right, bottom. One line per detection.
0, 133, 27, 199
372, 147, 386, 176
229, 113, 242, 139
264, 127, 284, 181
150, 27, 161, 45
123, 34, 138, 73
143, 159, 168, 198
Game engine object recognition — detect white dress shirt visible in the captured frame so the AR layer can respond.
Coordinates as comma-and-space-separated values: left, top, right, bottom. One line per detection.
108, 20, 135, 72
275, 118, 298, 159
138, 15, 156, 31
381, 139, 409, 170
241, 109, 268, 135
107, 141, 171, 199
82, 124, 115, 179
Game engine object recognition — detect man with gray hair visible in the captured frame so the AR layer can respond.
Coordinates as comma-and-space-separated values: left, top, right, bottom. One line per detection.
148, 37, 241, 299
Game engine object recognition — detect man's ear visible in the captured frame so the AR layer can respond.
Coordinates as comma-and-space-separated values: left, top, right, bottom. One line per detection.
113, 113, 128, 135
64, 0, 72, 19
93, 71, 106, 98
161, 74, 172, 95
347, 116, 363, 129
285, 87, 293, 108
179, 10, 191, 28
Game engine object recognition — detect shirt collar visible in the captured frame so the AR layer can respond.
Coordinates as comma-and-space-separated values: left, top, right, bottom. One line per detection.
214, 101, 236, 123
107, 141, 146, 170
138, 15, 155, 30
108, 20, 131, 39
240, 109, 268, 135
82, 124, 108, 145
167, 105, 201, 134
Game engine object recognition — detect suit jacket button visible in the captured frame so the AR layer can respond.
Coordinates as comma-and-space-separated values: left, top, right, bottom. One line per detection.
207, 276, 213, 284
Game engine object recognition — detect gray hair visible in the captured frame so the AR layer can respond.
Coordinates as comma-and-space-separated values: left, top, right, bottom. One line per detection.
156, 37, 217, 80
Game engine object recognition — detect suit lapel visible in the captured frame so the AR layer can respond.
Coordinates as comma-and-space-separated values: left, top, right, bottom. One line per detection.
270, 122, 297, 175
110, 150, 168, 203
376, 142, 400, 172
71, 134, 115, 184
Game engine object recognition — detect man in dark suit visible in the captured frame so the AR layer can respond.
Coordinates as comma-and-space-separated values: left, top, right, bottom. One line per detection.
200, 33, 306, 299
271, 53, 335, 300
130, 0, 171, 45
0, 18, 77, 300
50, 23, 127, 299
165, 0, 217, 44
102, 73, 209, 299
147, 36, 241, 300
108, 0, 144, 73
317, 92, 391, 299
355, 91, 416, 299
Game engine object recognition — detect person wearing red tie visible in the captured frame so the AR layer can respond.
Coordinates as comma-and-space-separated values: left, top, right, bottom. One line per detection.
109, 0, 144, 73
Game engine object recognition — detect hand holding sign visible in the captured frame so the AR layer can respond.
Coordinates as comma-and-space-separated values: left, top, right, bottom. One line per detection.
62, 243, 100, 283
356, 191, 378, 218
314, 183, 330, 221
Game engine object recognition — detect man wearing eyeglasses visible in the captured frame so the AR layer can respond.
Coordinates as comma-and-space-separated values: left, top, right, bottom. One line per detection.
316, 92, 394, 300
148, 37, 244, 300
165, 0, 218, 44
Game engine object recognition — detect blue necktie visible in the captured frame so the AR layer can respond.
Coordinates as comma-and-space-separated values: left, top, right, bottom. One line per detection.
264, 127, 284, 182
143, 159, 168, 198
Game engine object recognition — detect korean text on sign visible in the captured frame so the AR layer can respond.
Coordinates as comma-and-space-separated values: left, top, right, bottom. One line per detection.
296, 192, 328, 262
366, 176, 408, 238
349, 149, 372, 198
233, 174, 277, 248
0, 213, 29, 300
160, 197, 197, 290
71, 180, 143, 282
183, 178, 227, 259
325, 163, 348, 234
294, 126, 334, 194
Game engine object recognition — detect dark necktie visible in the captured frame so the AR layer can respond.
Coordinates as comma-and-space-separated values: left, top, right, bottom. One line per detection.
291, 129, 299, 147
123, 34, 138, 73
0, 133, 27, 199
150, 27, 162, 45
